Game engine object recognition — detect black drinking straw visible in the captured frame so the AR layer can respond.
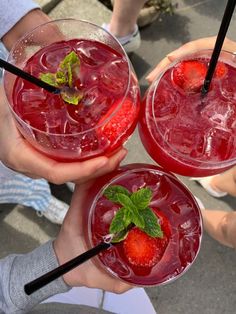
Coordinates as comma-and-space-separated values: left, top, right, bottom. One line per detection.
201, 0, 236, 95
24, 241, 111, 295
0, 58, 60, 94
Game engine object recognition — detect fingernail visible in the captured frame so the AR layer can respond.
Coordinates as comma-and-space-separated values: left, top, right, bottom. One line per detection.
166, 54, 175, 61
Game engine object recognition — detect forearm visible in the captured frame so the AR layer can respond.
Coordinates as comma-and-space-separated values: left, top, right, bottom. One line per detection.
0, 0, 50, 51
202, 210, 236, 248
0, 241, 70, 314
2, 9, 50, 51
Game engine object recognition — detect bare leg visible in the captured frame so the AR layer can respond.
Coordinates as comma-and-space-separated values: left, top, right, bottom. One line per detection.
201, 210, 236, 248
211, 166, 236, 196
109, 0, 147, 37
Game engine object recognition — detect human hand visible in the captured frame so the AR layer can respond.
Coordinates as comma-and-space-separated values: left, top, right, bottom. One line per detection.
146, 36, 236, 84
53, 182, 132, 293
0, 85, 127, 184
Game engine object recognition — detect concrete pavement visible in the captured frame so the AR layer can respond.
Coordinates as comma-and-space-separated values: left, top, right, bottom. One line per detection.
1, 0, 236, 313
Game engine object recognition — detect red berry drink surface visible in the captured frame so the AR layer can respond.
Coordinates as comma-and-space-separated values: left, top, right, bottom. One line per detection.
12, 39, 139, 161
139, 57, 236, 176
86, 164, 202, 286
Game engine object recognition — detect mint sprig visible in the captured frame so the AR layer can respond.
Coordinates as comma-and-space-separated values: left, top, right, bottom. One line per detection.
104, 185, 163, 243
40, 51, 82, 105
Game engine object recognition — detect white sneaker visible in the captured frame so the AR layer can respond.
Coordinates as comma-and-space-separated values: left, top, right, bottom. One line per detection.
37, 196, 69, 224
190, 176, 227, 198
66, 182, 75, 192
102, 23, 141, 53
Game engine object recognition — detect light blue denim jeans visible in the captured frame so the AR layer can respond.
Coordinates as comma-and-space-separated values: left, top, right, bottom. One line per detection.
0, 41, 8, 79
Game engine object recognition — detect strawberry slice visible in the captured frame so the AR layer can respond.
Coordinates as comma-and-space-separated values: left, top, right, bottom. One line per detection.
97, 98, 137, 143
215, 61, 228, 78
123, 227, 160, 267
123, 213, 171, 268
172, 60, 207, 93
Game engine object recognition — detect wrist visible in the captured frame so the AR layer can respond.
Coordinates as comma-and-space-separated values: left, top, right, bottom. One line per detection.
2, 9, 51, 51
53, 236, 84, 287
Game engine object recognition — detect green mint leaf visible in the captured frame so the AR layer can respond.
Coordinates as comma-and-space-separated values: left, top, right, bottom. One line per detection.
40, 51, 82, 105
104, 185, 131, 203
111, 229, 129, 243
116, 193, 145, 229
59, 51, 80, 88
105, 185, 163, 242
141, 207, 163, 238
109, 206, 133, 232
40, 73, 58, 87
61, 90, 83, 105
123, 208, 132, 227
130, 188, 152, 210
130, 206, 145, 229
67, 64, 73, 87
60, 51, 80, 69
116, 193, 135, 209
56, 71, 68, 85
109, 207, 128, 234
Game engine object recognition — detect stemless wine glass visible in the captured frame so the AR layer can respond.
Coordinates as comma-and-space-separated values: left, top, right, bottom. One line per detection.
139, 49, 236, 177
83, 163, 203, 286
3, 19, 140, 162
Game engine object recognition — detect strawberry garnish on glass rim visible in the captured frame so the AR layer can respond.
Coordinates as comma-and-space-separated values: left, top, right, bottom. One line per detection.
172, 59, 228, 94
215, 61, 228, 78
103, 185, 171, 268
172, 60, 207, 93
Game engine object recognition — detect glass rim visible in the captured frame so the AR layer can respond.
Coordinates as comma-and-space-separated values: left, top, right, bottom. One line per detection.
3, 18, 132, 136
149, 48, 236, 168
87, 164, 203, 286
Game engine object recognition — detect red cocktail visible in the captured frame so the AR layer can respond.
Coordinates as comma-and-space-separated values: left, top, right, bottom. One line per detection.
139, 50, 236, 176
84, 163, 202, 286
4, 19, 140, 161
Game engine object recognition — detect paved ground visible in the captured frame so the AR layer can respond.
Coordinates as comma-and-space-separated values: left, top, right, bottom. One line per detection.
1, 0, 236, 313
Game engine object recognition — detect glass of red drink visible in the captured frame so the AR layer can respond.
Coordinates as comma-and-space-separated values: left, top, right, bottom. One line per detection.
3, 19, 140, 161
84, 163, 203, 286
139, 49, 236, 176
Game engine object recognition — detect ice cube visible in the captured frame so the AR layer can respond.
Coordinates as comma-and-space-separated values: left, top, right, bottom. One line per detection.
165, 126, 205, 156
21, 89, 47, 103
76, 40, 120, 66
204, 127, 234, 160
82, 86, 107, 108
179, 235, 198, 264
40, 44, 71, 70
154, 83, 180, 121
102, 208, 116, 224
201, 99, 235, 130
220, 75, 236, 101
170, 199, 193, 215
43, 107, 67, 132
100, 59, 129, 95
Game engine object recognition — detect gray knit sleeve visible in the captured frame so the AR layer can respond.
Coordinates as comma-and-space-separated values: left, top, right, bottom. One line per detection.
0, 240, 70, 314
0, 0, 40, 39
